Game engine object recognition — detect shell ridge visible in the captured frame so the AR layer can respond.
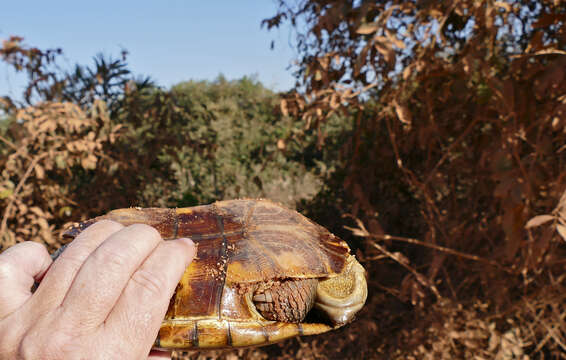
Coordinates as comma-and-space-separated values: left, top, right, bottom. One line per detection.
193, 321, 199, 347
293, 209, 350, 260
297, 322, 304, 336
247, 236, 279, 280
257, 321, 269, 343
226, 320, 233, 347
173, 210, 179, 239
242, 203, 267, 277
243, 201, 256, 229
215, 213, 229, 320
246, 203, 289, 278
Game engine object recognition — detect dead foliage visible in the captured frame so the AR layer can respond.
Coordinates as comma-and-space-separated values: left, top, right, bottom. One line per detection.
0, 100, 121, 248
263, 0, 566, 358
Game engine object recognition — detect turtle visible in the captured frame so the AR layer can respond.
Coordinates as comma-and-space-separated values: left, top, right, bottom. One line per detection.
62, 199, 367, 349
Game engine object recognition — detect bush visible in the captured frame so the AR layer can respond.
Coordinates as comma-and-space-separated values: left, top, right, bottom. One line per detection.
263, 0, 566, 357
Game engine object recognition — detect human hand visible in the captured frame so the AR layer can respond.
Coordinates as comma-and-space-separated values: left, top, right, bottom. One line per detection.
0, 220, 196, 359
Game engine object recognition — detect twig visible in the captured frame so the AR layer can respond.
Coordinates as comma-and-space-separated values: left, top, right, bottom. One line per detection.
374, 233, 514, 274
510, 49, 566, 58
525, 300, 566, 353
0, 134, 32, 161
435, 1, 460, 46
0, 134, 19, 152
423, 115, 481, 186
0, 153, 48, 236
385, 114, 443, 222
370, 240, 442, 300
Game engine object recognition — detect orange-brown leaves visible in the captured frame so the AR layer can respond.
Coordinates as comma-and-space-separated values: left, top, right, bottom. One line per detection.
265, 0, 566, 357
0, 101, 121, 248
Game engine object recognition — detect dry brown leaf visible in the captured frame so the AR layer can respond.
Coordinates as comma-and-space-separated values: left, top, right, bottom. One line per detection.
374, 36, 395, 66
385, 30, 405, 49
392, 98, 412, 127
356, 23, 379, 35
525, 214, 555, 228
29, 206, 46, 217
34, 164, 45, 179
556, 224, 566, 242
81, 154, 98, 170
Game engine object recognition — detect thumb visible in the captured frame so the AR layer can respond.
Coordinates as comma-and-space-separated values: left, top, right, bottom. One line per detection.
0, 241, 52, 319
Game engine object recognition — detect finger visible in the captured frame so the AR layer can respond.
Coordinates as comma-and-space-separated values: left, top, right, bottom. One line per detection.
59, 224, 163, 329
103, 238, 195, 358
148, 350, 172, 359
0, 241, 52, 318
33, 220, 125, 311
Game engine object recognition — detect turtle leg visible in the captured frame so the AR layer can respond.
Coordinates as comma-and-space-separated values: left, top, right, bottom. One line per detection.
252, 278, 318, 323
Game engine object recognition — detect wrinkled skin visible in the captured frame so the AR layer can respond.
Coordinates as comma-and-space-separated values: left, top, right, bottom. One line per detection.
0, 221, 196, 360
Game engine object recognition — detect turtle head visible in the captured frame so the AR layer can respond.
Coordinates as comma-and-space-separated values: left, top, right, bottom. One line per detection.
314, 255, 367, 326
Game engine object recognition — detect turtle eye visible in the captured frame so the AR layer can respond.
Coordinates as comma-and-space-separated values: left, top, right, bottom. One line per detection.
252, 278, 318, 323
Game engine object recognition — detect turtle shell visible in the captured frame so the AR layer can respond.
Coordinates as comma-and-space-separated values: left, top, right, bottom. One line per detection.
63, 199, 354, 349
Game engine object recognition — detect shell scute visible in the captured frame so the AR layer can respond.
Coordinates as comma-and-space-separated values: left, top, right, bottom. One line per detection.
219, 199, 350, 282
176, 206, 224, 238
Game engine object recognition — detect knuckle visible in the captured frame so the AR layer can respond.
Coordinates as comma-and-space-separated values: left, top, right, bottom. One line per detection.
0, 242, 42, 280
88, 219, 124, 233
0, 259, 15, 282
76, 219, 123, 240
130, 268, 167, 297
127, 223, 161, 241
13, 241, 47, 256
23, 241, 46, 252
94, 246, 130, 271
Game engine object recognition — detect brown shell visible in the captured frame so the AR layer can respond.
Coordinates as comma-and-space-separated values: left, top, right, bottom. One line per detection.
63, 199, 351, 349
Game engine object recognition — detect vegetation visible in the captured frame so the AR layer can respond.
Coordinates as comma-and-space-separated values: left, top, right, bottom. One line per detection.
1, 0, 566, 358
262, 0, 566, 358
0, 38, 345, 251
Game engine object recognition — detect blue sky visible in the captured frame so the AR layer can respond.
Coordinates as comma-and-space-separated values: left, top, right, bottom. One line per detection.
0, 1, 297, 99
